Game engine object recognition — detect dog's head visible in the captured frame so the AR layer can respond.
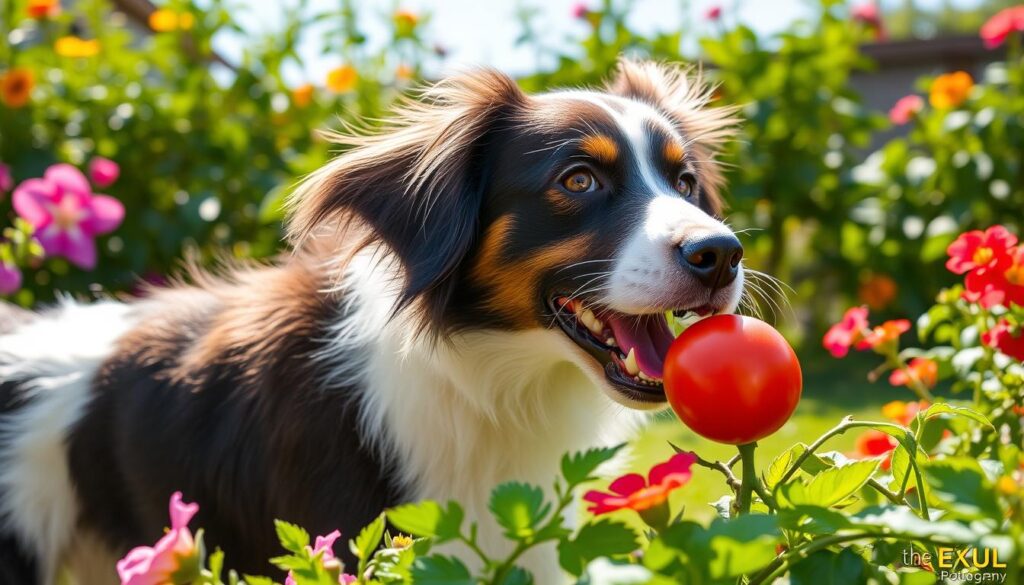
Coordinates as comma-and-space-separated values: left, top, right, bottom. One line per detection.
290, 59, 743, 409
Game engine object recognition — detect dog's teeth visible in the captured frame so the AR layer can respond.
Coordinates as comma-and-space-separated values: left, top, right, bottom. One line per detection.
605, 337, 617, 347
638, 371, 662, 383
623, 348, 639, 376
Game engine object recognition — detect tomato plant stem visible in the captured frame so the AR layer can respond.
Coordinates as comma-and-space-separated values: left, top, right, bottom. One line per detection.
736, 442, 758, 515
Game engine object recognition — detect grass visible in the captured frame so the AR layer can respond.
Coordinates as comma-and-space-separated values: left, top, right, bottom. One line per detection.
627, 352, 904, 523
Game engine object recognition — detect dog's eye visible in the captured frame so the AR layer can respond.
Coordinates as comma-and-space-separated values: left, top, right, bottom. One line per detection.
562, 170, 598, 194
676, 172, 697, 199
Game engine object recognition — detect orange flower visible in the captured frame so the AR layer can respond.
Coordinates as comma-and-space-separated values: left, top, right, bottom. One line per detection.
856, 319, 911, 351
858, 273, 898, 310
395, 64, 415, 82
929, 71, 973, 109
881, 399, 929, 425
27, 0, 60, 19
854, 430, 897, 470
584, 452, 696, 515
889, 358, 938, 390
149, 9, 195, 32
326, 65, 358, 93
1, 68, 34, 108
394, 9, 419, 35
292, 83, 314, 107
55, 36, 101, 58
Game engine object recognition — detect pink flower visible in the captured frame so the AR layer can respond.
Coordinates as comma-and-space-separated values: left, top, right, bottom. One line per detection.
0, 163, 12, 192
851, 2, 886, 39
980, 6, 1024, 49
705, 5, 722, 20
285, 530, 357, 585
117, 492, 200, 585
0, 261, 21, 295
570, 2, 589, 19
823, 306, 869, 357
982, 319, 1024, 362
88, 156, 120, 188
888, 95, 923, 125
12, 163, 124, 269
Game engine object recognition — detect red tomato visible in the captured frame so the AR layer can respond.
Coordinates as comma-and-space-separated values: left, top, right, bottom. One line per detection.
663, 314, 802, 445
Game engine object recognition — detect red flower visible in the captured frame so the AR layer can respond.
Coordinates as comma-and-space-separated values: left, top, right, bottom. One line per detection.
982, 320, 1024, 362
946, 226, 1017, 275
705, 5, 722, 20
584, 452, 696, 515
888, 359, 938, 389
888, 95, 923, 125
980, 6, 1024, 49
823, 306, 869, 358
856, 319, 911, 351
963, 245, 1024, 309
854, 430, 897, 470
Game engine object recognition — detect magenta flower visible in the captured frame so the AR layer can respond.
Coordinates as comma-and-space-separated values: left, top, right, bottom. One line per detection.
0, 261, 21, 295
705, 5, 722, 20
571, 1, 589, 19
116, 492, 200, 585
822, 305, 869, 358
12, 163, 124, 269
88, 156, 120, 188
0, 163, 11, 192
285, 530, 357, 585
889, 95, 924, 125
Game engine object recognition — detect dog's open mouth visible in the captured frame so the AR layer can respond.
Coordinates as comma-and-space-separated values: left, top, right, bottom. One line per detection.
548, 295, 719, 403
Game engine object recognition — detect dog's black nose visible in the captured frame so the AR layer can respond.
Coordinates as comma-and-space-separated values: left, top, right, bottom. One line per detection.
679, 234, 743, 290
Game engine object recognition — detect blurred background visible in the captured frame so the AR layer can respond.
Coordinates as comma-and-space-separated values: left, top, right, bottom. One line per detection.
2, 0, 1022, 519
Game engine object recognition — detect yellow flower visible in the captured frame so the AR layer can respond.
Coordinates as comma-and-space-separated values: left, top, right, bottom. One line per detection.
929, 71, 973, 109
391, 534, 414, 549
1, 68, 35, 108
395, 64, 415, 82
149, 9, 194, 32
292, 83, 314, 108
326, 65, 358, 93
997, 476, 1020, 496
55, 36, 101, 58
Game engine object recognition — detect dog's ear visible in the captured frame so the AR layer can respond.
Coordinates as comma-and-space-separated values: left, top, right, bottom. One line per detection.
288, 69, 526, 327
608, 58, 738, 216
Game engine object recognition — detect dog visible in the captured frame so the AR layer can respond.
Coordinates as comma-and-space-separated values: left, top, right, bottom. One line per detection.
0, 59, 743, 583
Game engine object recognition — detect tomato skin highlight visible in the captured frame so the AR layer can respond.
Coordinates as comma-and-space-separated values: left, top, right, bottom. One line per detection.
663, 314, 802, 445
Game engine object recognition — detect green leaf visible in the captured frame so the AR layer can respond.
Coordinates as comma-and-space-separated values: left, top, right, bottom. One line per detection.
274, 520, 310, 555
789, 548, 867, 585
888, 444, 929, 493
764, 443, 807, 488
242, 576, 278, 585
701, 515, 781, 578
558, 519, 640, 577
386, 501, 463, 542
488, 482, 551, 540
561, 444, 624, 486
923, 458, 1004, 520
350, 513, 385, 560
777, 459, 879, 508
496, 566, 534, 585
777, 505, 853, 534
919, 403, 993, 429
410, 555, 474, 585
852, 506, 981, 541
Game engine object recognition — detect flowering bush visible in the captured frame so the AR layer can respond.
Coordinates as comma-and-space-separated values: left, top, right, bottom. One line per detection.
123, 222, 1024, 582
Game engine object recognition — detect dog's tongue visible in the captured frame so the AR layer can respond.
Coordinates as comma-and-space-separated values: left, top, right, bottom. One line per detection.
606, 313, 676, 378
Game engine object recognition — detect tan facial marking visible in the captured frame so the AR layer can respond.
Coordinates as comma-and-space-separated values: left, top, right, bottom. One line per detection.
472, 215, 596, 328
545, 188, 584, 215
664, 141, 685, 164
580, 134, 619, 166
